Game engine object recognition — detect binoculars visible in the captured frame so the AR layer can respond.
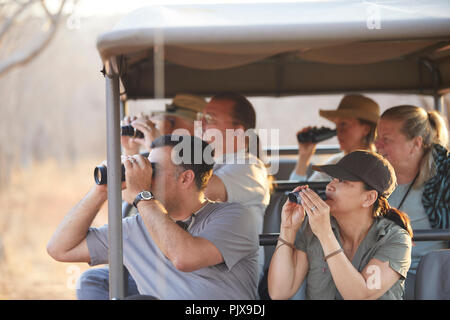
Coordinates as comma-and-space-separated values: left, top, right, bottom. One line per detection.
94, 164, 125, 185
297, 127, 337, 143
94, 162, 155, 185
288, 189, 327, 203
121, 125, 144, 139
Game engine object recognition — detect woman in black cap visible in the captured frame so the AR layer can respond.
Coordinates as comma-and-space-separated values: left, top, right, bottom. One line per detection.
268, 150, 412, 300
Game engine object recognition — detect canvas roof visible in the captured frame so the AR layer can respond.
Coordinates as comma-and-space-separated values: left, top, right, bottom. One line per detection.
96, 1, 450, 98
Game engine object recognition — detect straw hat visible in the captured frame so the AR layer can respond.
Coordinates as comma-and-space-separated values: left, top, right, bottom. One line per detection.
319, 94, 380, 124
152, 94, 207, 121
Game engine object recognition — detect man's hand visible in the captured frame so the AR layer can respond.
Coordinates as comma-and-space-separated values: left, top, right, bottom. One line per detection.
121, 116, 141, 155
131, 115, 162, 151
122, 155, 154, 204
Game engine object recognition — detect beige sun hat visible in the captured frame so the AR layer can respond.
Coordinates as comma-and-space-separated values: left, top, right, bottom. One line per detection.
319, 94, 380, 124
152, 93, 207, 121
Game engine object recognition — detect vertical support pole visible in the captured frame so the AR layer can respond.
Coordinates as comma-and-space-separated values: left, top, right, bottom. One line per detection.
119, 99, 125, 120
434, 94, 449, 122
154, 28, 165, 100
434, 94, 443, 113
105, 69, 124, 300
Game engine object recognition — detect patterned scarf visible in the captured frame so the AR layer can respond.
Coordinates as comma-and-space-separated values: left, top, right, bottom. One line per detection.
422, 144, 450, 229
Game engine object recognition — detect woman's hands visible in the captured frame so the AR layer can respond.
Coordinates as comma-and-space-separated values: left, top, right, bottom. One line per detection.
280, 186, 307, 234
280, 186, 333, 241
299, 187, 333, 240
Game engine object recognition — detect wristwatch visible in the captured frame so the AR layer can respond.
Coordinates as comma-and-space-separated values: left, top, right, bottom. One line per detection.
133, 190, 155, 208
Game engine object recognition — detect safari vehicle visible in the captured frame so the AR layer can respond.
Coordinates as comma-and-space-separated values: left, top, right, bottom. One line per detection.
95, 1, 450, 300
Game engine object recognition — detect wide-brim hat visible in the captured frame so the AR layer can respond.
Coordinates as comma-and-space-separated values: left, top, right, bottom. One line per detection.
319, 94, 380, 124
312, 150, 397, 198
152, 94, 207, 121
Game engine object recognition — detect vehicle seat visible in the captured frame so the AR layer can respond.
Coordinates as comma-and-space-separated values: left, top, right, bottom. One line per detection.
414, 249, 450, 300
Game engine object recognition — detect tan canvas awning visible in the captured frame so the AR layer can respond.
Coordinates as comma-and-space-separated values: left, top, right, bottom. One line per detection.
96, 1, 450, 98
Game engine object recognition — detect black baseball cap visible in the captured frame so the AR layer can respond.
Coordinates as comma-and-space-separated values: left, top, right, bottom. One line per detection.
312, 150, 397, 198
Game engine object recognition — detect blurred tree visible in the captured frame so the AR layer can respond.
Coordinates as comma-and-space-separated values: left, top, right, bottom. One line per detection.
0, 0, 77, 77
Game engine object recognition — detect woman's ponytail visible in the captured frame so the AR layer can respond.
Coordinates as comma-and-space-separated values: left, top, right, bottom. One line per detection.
373, 196, 413, 238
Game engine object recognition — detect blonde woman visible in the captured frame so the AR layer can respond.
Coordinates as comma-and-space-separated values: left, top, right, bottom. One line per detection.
375, 105, 449, 299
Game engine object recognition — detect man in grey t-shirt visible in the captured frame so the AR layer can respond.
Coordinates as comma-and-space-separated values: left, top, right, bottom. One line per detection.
87, 201, 258, 299
47, 135, 259, 299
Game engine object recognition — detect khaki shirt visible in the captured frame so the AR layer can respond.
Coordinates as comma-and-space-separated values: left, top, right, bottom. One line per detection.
294, 216, 412, 300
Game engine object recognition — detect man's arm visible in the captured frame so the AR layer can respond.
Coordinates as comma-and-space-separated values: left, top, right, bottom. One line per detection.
123, 154, 224, 272
204, 174, 228, 202
47, 186, 107, 263
137, 199, 224, 272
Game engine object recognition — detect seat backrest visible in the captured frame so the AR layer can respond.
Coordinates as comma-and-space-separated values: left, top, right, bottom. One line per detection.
415, 249, 450, 300
270, 158, 296, 180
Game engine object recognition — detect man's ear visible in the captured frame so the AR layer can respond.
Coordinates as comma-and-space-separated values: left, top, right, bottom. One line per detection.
179, 169, 195, 189
362, 190, 378, 208
234, 124, 246, 132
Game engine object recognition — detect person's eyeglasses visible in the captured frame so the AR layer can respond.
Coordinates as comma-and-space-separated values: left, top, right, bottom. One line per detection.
196, 112, 239, 126
197, 112, 214, 124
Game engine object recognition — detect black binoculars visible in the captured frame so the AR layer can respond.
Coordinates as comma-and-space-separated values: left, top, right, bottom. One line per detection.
297, 127, 337, 144
288, 189, 327, 203
121, 125, 144, 139
94, 162, 155, 185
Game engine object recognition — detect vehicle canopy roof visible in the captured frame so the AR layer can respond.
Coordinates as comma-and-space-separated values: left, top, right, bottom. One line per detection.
96, 1, 450, 99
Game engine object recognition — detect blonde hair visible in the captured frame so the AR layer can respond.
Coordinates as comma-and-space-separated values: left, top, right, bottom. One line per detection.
381, 105, 449, 187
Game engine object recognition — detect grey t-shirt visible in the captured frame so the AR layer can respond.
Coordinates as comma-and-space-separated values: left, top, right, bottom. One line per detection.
86, 201, 259, 300
294, 216, 411, 300
388, 183, 447, 273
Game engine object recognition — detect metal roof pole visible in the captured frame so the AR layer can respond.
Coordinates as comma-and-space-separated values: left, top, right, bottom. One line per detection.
105, 58, 125, 300
154, 28, 165, 99
434, 94, 444, 113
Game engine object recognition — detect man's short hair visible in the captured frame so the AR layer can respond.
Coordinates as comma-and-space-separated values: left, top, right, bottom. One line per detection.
211, 92, 256, 130
151, 135, 215, 190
